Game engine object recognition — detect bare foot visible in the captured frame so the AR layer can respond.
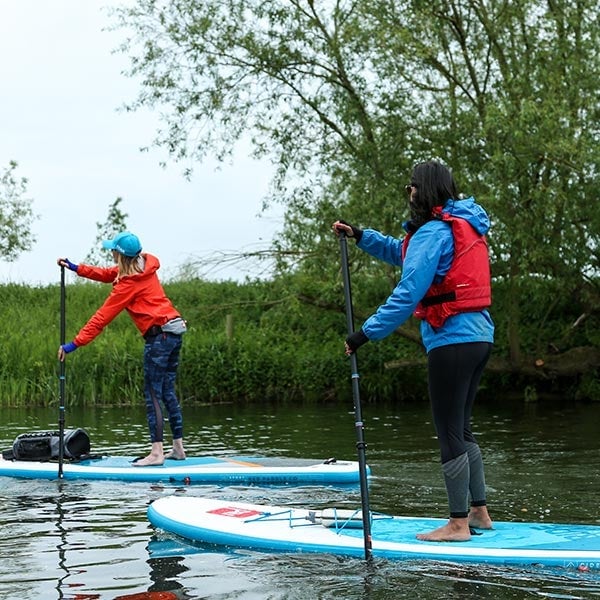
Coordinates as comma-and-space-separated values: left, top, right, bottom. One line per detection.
133, 454, 164, 467
164, 438, 186, 461
468, 506, 493, 530
416, 518, 471, 542
164, 450, 186, 460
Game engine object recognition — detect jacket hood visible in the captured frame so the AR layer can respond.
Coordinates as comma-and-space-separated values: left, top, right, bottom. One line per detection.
139, 253, 160, 277
443, 196, 490, 236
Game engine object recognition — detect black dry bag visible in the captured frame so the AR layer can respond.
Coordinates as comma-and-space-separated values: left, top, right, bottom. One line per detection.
8, 428, 91, 461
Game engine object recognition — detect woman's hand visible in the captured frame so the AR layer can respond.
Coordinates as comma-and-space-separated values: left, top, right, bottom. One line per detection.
332, 220, 363, 242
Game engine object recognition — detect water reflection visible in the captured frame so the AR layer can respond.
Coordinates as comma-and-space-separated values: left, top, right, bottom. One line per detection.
143, 531, 600, 600
53, 482, 70, 599
0, 401, 599, 598
146, 554, 186, 597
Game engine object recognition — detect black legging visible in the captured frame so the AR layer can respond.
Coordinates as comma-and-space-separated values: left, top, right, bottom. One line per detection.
428, 342, 492, 463
428, 342, 492, 516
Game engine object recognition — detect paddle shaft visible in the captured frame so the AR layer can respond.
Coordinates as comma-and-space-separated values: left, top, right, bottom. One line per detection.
339, 232, 373, 561
58, 266, 66, 477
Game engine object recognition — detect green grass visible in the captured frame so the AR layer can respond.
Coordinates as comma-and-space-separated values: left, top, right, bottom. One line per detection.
0, 275, 596, 407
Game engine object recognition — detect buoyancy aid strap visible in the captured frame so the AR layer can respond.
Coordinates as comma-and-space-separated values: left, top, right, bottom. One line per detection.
420, 291, 456, 307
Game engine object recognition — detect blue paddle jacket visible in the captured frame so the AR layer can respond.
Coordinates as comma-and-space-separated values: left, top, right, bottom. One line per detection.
357, 196, 495, 353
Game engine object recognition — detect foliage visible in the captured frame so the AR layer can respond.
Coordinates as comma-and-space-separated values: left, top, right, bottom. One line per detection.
0, 275, 596, 408
84, 197, 130, 265
109, 0, 599, 384
0, 161, 37, 261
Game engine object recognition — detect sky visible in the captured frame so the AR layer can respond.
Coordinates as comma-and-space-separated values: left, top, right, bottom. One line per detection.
0, 1, 282, 286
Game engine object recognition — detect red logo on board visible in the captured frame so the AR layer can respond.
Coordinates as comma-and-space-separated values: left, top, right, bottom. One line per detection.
208, 506, 262, 518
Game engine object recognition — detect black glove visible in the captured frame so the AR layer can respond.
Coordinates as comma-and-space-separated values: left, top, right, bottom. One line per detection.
345, 329, 369, 353
336, 220, 363, 243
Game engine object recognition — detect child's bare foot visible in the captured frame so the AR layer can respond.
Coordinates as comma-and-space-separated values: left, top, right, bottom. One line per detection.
165, 438, 186, 460
416, 518, 471, 542
133, 454, 164, 467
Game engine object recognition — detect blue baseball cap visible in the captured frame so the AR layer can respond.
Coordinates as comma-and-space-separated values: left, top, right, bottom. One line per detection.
102, 231, 142, 257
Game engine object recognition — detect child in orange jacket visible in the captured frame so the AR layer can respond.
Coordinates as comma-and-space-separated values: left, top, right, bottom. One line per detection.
57, 231, 187, 466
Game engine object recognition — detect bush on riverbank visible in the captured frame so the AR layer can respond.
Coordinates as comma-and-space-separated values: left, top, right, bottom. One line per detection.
0, 278, 423, 407
0, 276, 597, 407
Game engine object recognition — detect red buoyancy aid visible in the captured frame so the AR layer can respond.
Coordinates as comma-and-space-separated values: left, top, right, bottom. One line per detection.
402, 210, 491, 328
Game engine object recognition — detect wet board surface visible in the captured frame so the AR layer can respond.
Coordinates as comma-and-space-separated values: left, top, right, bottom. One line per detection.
147, 496, 600, 572
0, 455, 366, 485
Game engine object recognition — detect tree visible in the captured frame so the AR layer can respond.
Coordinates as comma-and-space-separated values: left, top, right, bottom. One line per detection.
112, 0, 599, 392
0, 161, 37, 261
111, 0, 416, 313
366, 0, 600, 366
84, 197, 129, 265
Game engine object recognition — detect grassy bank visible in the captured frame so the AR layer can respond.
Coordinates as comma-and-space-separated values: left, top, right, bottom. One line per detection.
0, 278, 422, 407
1, 274, 597, 407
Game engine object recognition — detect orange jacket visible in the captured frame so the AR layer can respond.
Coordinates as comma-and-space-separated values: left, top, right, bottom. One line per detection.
73, 253, 180, 347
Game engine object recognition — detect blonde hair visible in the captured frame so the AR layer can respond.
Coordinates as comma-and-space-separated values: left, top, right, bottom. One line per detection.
114, 252, 143, 280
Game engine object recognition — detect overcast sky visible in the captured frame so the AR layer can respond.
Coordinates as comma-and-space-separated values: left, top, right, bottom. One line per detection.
0, 1, 282, 286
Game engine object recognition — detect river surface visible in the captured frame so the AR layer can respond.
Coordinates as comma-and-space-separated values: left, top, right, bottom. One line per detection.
0, 400, 599, 599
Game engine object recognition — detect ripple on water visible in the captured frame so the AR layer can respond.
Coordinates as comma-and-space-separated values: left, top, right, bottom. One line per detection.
0, 401, 599, 599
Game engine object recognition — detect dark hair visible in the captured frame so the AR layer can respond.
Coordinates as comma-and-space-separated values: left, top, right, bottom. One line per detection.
409, 161, 458, 227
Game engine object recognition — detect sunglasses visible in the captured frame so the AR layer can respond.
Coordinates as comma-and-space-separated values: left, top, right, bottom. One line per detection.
405, 183, 417, 195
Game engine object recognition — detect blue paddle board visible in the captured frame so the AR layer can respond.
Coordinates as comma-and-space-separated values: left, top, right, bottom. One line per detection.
147, 496, 600, 572
0, 455, 366, 485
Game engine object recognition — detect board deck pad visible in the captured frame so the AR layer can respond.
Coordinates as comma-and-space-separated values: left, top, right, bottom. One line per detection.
0, 455, 366, 485
147, 496, 600, 572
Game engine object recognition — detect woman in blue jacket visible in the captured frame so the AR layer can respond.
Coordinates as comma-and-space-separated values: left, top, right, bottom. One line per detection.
333, 160, 494, 541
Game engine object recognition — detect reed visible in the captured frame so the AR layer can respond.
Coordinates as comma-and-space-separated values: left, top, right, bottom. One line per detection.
0, 279, 406, 407
5, 272, 589, 407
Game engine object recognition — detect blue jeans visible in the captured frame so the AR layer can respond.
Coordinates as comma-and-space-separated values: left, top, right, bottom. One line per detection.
143, 332, 183, 443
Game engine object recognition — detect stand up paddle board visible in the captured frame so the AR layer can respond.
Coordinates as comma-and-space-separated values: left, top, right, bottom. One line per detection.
0, 455, 367, 485
147, 496, 600, 571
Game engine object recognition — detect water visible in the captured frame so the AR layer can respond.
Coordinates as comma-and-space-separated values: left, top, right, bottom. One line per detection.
0, 400, 599, 599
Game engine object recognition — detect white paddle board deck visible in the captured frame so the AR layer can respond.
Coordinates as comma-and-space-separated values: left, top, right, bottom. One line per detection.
0, 455, 366, 485
147, 496, 600, 571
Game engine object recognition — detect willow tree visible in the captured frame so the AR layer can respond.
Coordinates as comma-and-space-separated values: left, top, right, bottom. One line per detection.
111, 0, 427, 340
112, 0, 599, 391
